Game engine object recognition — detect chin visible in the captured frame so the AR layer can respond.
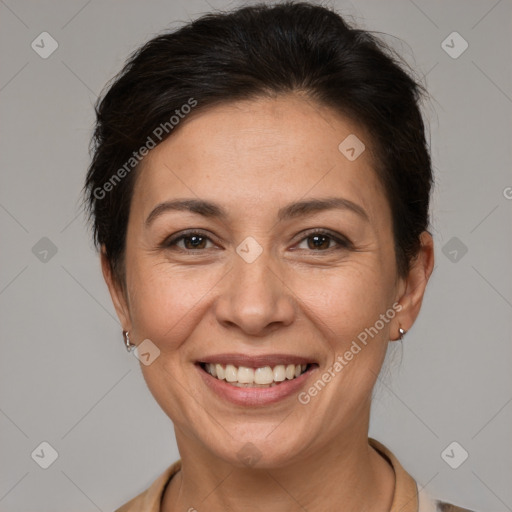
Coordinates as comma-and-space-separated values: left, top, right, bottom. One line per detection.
204, 426, 313, 470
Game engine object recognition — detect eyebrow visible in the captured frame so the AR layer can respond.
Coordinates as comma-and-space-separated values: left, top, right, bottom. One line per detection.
144, 196, 369, 227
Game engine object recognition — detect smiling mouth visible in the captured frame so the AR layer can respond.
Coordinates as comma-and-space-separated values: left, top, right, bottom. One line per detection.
199, 362, 315, 388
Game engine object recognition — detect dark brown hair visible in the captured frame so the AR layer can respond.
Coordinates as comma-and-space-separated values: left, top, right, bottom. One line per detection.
83, 1, 433, 285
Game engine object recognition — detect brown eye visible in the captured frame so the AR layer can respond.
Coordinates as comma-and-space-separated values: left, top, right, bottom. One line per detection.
181, 234, 208, 250
163, 231, 215, 251
306, 234, 331, 250
296, 229, 351, 252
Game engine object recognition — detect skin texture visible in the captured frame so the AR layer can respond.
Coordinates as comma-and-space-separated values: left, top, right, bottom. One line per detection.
102, 94, 434, 511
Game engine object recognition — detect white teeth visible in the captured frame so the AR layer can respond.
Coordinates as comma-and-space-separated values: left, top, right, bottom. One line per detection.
203, 362, 309, 386
237, 366, 254, 384
254, 366, 274, 385
273, 365, 286, 382
215, 364, 225, 380
230, 382, 279, 388
285, 364, 295, 380
225, 364, 238, 382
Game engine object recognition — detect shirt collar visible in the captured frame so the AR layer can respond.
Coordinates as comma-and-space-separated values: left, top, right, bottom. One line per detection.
115, 437, 419, 512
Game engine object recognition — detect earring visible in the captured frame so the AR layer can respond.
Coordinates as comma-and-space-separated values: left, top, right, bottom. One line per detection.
398, 327, 406, 341
123, 330, 136, 352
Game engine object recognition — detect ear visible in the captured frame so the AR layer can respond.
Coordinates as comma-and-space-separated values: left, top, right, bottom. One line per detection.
392, 231, 435, 340
100, 245, 132, 331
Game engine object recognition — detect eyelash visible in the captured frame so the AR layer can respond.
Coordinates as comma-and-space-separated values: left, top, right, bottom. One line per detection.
161, 228, 352, 253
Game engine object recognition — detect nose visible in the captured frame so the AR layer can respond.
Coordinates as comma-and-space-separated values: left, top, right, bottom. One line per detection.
213, 249, 296, 337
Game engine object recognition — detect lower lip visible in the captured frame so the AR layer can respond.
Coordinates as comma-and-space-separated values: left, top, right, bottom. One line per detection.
196, 364, 317, 406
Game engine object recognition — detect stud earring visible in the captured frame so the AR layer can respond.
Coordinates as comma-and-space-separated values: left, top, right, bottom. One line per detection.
398, 327, 406, 340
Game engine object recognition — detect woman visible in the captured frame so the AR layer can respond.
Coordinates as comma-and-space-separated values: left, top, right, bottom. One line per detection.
83, 2, 476, 511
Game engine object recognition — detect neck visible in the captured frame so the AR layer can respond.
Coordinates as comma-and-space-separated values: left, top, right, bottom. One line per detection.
162, 428, 395, 512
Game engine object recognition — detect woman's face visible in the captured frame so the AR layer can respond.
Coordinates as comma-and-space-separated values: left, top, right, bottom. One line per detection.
104, 94, 431, 467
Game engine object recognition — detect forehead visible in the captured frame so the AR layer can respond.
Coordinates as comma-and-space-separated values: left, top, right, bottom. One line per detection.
131, 94, 390, 226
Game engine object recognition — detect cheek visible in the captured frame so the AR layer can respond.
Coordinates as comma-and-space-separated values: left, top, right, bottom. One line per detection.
293, 268, 393, 416
293, 264, 394, 342
126, 258, 223, 349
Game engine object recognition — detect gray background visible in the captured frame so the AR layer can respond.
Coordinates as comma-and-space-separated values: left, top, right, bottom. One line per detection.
0, 0, 511, 510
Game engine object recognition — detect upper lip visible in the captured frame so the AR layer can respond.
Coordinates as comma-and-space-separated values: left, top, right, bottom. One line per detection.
197, 353, 317, 367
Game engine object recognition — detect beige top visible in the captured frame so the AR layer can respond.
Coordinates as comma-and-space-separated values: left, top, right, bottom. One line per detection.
114, 438, 475, 512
